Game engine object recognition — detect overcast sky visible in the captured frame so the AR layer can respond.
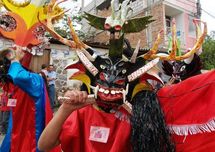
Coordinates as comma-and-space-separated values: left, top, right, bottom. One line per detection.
201, 0, 215, 34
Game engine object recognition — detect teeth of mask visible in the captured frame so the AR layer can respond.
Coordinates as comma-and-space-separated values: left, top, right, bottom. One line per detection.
116, 90, 120, 94
122, 90, 126, 103
99, 88, 105, 92
94, 85, 99, 99
123, 84, 129, 103
90, 85, 99, 99
125, 84, 129, 94
104, 90, 110, 94
110, 90, 116, 95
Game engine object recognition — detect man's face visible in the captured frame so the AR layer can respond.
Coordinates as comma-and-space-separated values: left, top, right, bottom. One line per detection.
48, 66, 54, 72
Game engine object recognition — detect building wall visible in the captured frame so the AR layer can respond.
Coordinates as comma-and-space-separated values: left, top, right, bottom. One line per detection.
83, 0, 198, 51
163, 0, 197, 50
184, 13, 196, 49
164, 0, 196, 14
151, 2, 165, 47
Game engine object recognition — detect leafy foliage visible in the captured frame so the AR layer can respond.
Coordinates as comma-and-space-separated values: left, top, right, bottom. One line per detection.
200, 32, 215, 70
45, 13, 87, 40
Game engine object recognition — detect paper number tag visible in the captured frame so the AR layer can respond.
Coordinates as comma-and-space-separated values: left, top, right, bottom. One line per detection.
89, 126, 110, 143
7, 99, 17, 107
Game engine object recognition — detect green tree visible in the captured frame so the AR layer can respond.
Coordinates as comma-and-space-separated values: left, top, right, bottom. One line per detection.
201, 31, 215, 70
46, 9, 89, 40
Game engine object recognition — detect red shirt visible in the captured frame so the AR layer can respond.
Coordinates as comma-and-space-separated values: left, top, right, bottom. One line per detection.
60, 105, 132, 152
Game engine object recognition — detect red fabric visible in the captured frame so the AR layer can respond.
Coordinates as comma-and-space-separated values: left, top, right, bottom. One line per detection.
21, 51, 32, 68
0, 94, 9, 111
45, 88, 62, 152
10, 86, 37, 152
158, 70, 215, 125
60, 105, 132, 152
173, 132, 215, 152
157, 70, 215, 151
45, 88, 53, 125
0, 83, 14, 111
10, 85, 60, 152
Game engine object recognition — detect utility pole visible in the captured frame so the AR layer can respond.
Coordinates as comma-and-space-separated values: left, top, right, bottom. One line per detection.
80, 0, 84, 13
196, 0, 201, 19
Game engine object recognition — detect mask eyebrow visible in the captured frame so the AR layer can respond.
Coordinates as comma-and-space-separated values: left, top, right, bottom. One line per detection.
115, 59, 126, 67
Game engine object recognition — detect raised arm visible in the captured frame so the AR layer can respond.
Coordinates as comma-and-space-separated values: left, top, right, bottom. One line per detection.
4, 48, 43, 98
8, 62, 43, 98
38, 90, 95, 151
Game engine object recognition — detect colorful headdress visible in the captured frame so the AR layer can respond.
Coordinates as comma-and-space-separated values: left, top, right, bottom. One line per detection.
162, 19, 205, 84
0, 0, 64, 54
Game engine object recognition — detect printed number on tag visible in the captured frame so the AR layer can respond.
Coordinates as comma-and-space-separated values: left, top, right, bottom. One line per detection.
89, 126, 110, 143
7, 99, 17, 107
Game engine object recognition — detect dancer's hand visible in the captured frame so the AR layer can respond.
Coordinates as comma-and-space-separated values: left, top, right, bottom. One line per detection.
60, 90, 95, 114
5, 48, 25, 62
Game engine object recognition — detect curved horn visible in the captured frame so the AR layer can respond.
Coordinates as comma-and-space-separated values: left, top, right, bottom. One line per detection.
142, 19, 207, 61
39, 0, 95, 61
142, 30, 163, 60
67, 18, 95, 61
173, 19, 207, 60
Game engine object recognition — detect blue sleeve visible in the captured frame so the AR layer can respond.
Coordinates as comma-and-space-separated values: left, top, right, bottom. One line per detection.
8, 62, 43, 99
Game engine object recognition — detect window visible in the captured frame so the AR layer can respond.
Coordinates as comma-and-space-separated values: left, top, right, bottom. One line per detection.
188, 15, 195, 37
165, 16, 171, 36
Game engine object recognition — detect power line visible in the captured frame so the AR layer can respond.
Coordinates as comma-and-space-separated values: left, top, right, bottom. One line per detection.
201, 8, 215, 19
186, 0, 196, 4
174, 0, 215, 20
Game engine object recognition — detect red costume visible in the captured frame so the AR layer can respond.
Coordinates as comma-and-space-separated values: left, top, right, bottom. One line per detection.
158, 70, 215, 151
60, 105, 132, 152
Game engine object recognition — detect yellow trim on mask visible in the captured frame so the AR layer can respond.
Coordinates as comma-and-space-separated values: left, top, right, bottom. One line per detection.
70, 73, 91, 94
132, 82, 152, 99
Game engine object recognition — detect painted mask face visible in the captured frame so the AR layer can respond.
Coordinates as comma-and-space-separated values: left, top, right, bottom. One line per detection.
66, 48, 162, 110
162, 54, 202, 82
95, 58, 128, 102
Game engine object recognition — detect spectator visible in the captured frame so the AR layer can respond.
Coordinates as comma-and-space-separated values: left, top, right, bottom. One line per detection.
47, 65, 57, 109
39, 64, 48, 89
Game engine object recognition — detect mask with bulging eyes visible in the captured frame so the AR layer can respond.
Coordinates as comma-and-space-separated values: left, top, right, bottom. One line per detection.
162, 53, 202, 83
